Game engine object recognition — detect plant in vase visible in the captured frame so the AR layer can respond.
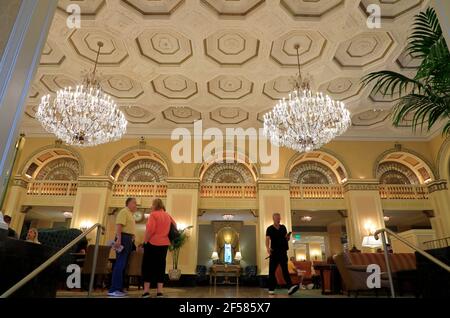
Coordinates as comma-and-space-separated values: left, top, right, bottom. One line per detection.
168, 225, 193, 281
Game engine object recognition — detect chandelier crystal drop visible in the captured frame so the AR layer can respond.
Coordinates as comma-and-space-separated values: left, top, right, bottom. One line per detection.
36, 42, 127, 147
263, 45, 351, 153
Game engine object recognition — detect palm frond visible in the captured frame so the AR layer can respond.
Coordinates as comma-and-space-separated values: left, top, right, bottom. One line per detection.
362, 71, 424, 98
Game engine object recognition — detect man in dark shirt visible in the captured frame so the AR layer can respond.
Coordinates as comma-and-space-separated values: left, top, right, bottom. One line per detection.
266, 213, 299, 296
3, 215, 18, 239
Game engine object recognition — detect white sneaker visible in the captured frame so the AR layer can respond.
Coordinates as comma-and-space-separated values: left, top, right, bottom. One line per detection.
107, 291, 127, 298
268, 290, 275, 295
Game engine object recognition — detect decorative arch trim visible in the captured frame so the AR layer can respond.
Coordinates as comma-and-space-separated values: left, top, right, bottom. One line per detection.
20, 144, 85, 178
105, 144, 172, 178
373, 146, 436, 184
436, 136, 450, 180
284, 148, 350, 183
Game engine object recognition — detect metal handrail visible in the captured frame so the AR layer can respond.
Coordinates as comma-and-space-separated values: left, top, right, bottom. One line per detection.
374, 228, 450, 298
0, 223, 104, 298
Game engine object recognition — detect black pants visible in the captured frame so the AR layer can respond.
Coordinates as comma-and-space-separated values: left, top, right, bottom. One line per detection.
268, 251, 292, 291
142, 243, 168, 284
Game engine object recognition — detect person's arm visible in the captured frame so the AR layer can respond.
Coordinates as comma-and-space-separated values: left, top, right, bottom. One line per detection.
265, 236, 271, 256
145, 214, 157, 243
114, 224, 123, 249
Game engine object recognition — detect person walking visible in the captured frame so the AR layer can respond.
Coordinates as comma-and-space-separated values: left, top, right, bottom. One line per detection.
108, 197, 137, 297
266, 213, 299, 296
141, 198, 176, 298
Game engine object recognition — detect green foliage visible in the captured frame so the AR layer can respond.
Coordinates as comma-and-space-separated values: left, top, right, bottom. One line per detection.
362, 7, 450, 135
169, 225, 193, 270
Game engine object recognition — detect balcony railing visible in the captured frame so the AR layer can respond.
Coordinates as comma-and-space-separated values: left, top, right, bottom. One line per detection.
290, 184, 344, 199
200, 184, 257, 198
112, 182, 167, 198
27, 181, 78, 196
379, 184, 429, 200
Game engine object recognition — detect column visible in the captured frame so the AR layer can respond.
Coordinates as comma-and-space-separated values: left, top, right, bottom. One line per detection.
2, 176, 29, 235
165, 178, 200, 275
0, 0, 57, 199
71, 176, 113, 243
427, 180, 450, 238
343, 180, 385, 250
257, 179, 291, 275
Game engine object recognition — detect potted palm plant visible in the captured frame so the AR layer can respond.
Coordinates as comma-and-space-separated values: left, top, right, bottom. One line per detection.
362, 7, 450, 135
168, 225, 193, 281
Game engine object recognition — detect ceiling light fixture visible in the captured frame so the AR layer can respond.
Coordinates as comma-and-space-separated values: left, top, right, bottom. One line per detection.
301, 216, 312, 222
223, 214, 235, 221
263, 44, 351, 153
36, 42, 127, 147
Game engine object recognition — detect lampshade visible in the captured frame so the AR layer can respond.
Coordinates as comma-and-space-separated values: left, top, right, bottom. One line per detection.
211, 251, 219, 261
362, 235, 382, 248
234, 251, 242, 261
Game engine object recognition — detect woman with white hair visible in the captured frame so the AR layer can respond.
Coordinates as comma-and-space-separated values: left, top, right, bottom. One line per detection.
26, 228, 41, 244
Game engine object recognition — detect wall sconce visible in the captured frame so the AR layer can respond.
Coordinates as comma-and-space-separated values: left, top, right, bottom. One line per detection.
80, 220, 94, 232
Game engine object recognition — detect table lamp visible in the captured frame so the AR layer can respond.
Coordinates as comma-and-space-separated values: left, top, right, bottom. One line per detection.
234, 251, 242, 261
362, 235, 382, 248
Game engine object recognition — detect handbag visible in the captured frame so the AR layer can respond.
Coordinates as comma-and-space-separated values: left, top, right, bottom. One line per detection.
168, 222, 180, 243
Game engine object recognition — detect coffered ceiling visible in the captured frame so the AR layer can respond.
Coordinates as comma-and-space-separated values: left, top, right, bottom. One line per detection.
21, 0, 440, 140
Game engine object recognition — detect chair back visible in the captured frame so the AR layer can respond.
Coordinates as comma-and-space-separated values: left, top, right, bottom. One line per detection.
81, 245, 111, 275
126, 251, 143, 276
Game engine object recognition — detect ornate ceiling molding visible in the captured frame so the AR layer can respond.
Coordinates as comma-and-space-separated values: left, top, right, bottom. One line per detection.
152, 74, 198, 99
204, 30, 259, 65
121, 106, 155, 124
201, 0, 265, 16
136, 29, 193, 65
280, 0, 344, 19
319, 77, 363, 101
101, 75, 144, 99
122, 0, 185, 16
208, 75, 253, 100
57, 0, 106, 17
40, 41, 65, 66
210, 107, 249, 125
162, 106, 202, 124
352, 109, 391, 128
334, 32, 395, 69
69, 29, 129, 65
396, 48, 421, 70
271, 30, 327, 66
360, 0, 423, 20
40, 74, 78, 93
263, 76, 294, 100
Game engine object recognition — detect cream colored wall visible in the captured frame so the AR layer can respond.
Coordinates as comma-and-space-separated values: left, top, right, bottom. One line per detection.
390, 229, 436, 253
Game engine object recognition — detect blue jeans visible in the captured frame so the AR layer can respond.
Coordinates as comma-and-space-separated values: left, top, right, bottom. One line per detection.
109, 233, 133, 293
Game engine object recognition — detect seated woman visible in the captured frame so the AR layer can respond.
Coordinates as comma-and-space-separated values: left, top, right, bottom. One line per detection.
25, 228, 41, 244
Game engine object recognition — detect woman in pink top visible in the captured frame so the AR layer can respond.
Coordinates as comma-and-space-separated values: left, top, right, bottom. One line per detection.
141, 198, 176, 298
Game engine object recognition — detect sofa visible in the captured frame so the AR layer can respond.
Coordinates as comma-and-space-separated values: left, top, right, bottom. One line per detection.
276, 261, 313, 287
334, 252, 417, 296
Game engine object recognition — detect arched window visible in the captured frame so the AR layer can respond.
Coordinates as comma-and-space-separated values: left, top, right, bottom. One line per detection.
377, 162, 419, 185
117, 159, 168, 183
202, 163, 255, 184
290, 161, 338, 184
35, 158, 80, 181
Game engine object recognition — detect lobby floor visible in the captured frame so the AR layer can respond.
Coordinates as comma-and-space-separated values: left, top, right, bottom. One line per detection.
57, 286, 348, 298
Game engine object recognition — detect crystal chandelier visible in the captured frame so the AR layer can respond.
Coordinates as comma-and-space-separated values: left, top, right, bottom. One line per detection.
263, 44, 351, 153
36, 42, 127, 147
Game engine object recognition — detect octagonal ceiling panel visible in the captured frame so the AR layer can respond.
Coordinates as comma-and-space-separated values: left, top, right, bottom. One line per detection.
137, 29, 193, 65
319, 78, 363, 101
205, 30, 259, 65
25, 105, 39, 119
360, 0, 423, 20
334, 32, 394, 69
40, 41, 65, 66
122, 0, 185, 16
28, 85, 41, 101
163, 107, 202, 124
271, 30, 326, 66
101, 75, 144, 99
208, 75, 253, 100
69, 29, 129, 65
210, 107, 249, 124
121, 106, 155, 124
57, 0, 106, 17
152, 75, 198, 99
263, 76, 295, 100
201, 0, 265, 16
352, 109, 391, 127
281, 0, 344, 18
40, 74, 78, 93
396, 48, 421, 69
